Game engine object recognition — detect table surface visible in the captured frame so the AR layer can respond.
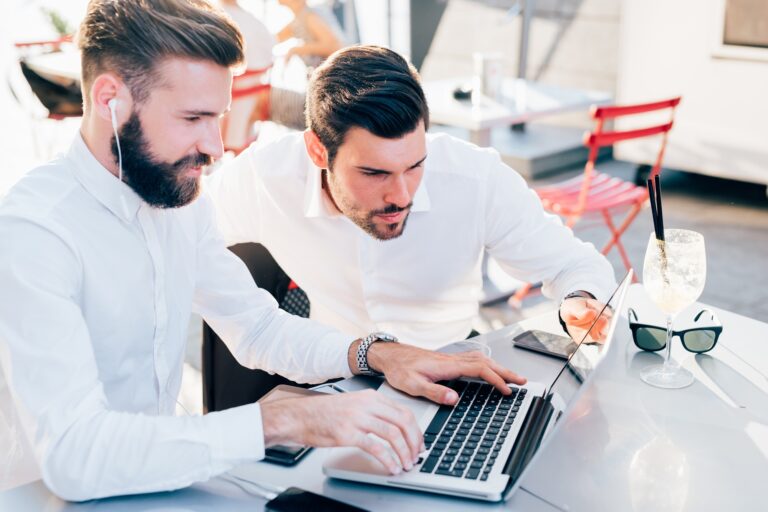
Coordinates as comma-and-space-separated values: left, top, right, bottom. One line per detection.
422, 77, 612, 132
3, 284, 767, 511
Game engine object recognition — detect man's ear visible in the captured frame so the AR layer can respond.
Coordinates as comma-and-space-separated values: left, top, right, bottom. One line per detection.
90, 73, 133, 124
303, 130, 329, 169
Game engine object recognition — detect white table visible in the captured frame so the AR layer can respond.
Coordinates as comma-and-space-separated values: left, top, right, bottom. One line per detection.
423, 77, 611, 146
3, 284, 767, 510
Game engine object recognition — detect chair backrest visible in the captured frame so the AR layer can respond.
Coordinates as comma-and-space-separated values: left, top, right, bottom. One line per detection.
576, 96, 681, 215
231, 65, 272, 100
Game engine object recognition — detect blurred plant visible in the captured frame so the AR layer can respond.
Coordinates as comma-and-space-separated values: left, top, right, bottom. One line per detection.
41, 7, 73, 36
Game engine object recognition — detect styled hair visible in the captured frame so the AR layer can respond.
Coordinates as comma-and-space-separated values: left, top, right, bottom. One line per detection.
306, 45, 430, 168
77, 0, 244, 105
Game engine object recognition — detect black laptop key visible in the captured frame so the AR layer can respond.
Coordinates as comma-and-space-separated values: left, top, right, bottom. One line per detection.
433, 441, 447, 451
426, 405, 454, 437
486, 428, 500, 435
490, 422, 503, 429
480, 474, 489, 481
454, 462, 467, 470
464, 441, 478, 449
420, 455, 440, 473
457, 428, 470, 436
438, 462, 452, 471
480, 440, 493, 448
465, 468, 481, 480
442, 455, 456, 463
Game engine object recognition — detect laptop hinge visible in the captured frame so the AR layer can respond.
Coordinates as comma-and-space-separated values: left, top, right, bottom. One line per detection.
501, 394, 554, 494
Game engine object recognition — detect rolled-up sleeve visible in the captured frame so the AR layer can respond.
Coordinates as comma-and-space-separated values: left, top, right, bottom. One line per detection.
480, 150, 617, 303
0, 217, 265, 501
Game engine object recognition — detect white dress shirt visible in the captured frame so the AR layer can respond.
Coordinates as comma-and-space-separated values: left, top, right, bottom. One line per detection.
0, 134, 353, 501
206, 131, 617, 349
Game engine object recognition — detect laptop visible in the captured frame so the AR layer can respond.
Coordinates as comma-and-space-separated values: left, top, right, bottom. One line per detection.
323, 270, 632, 502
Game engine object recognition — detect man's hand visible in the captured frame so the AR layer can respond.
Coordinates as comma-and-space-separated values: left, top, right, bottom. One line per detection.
261, 390, 422, 475
354, 342, 527, 406
559, 297, 612, 344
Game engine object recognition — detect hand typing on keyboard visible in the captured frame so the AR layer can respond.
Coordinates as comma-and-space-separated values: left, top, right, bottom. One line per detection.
261, 390, 423, 475
362, 342, 527, 405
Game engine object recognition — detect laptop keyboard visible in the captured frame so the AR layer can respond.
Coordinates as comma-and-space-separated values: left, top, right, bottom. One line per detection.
419, 381, 526, 481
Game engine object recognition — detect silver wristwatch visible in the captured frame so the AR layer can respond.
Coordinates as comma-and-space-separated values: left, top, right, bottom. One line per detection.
356, 331, 398, 376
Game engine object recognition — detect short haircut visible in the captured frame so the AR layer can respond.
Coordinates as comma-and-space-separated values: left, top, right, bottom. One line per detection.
77, 0, 244, 105
306, 45, 430, 169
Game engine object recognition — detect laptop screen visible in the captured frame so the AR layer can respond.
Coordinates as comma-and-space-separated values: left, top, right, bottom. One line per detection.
545, 271, 631, 403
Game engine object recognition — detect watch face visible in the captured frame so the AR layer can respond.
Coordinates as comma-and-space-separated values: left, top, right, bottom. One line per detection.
372, 332, 397, 342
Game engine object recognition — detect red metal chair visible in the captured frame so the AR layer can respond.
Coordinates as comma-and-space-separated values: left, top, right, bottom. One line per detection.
222, 66, 272, 155
511, 96, 681, 304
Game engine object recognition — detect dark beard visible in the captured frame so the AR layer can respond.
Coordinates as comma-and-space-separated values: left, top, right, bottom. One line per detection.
362, 202, 412, 240
111, 111, 211, 208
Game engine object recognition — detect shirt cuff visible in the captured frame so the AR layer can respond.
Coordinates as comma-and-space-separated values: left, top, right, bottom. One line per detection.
321, 332, 356, 380
205, 402, 265, 464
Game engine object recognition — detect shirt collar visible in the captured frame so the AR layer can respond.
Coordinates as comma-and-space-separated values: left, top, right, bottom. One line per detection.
68, 132, 143, 222
303, 162, 432, 219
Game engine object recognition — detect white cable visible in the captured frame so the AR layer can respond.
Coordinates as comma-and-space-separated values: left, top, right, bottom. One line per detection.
108, 99, 130, 218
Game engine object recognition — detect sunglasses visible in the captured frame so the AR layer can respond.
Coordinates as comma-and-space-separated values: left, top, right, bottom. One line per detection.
628, 308, 723, 354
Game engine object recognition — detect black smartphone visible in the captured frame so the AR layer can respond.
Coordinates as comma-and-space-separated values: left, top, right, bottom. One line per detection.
258, 385, 320, 466
513, 329, 578, 360
266, 487, 368, 512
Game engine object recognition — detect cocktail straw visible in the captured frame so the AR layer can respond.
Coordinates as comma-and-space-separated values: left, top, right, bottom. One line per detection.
647, 177, 669, 283
654, 175, 665, 239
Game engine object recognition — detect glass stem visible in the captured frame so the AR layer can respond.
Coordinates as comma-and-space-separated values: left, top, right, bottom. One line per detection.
663, 314, 677, 370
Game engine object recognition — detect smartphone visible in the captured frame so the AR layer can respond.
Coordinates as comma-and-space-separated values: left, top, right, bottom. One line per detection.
513, 329, 578, 360
266, 487, 368, 512
258, 385, 320, 466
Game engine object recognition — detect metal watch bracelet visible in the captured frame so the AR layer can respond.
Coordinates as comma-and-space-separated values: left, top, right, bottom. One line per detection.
356, 332, 398, 376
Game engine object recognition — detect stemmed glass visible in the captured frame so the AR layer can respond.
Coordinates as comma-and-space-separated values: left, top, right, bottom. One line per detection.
641, 229, 706, 389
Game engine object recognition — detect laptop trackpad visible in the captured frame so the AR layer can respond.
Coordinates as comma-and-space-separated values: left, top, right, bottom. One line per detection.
323, 383, 439, 476
377, 382, 438, 427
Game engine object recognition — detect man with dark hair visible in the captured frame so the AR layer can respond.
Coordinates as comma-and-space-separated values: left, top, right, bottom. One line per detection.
207, 45, 616, 363
0, 2, 524, 501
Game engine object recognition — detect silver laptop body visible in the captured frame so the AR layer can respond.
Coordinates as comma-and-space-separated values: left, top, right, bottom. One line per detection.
324, 271, 632, 502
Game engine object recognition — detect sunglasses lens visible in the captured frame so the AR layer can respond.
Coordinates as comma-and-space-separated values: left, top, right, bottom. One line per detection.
635, 327, 666, 351
684, 330, 717, 352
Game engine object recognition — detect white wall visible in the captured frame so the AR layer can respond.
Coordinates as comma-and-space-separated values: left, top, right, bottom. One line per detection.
615, 0, 768, 187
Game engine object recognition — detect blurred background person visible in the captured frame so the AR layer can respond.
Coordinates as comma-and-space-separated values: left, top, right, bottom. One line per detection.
276, 0, 343, 69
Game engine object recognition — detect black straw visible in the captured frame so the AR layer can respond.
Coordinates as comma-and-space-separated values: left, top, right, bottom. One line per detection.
647, 177, 665, 242
654, 175, 665, 240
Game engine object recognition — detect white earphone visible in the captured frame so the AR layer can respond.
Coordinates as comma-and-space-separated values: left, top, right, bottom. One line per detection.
108, 98, 122, 184
108, 98, 131, 217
